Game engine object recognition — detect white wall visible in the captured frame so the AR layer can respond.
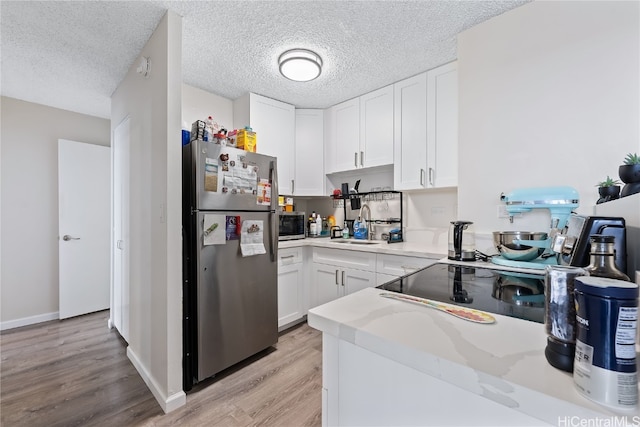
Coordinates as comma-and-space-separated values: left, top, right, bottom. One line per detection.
457, 1, 640, 243
181, 84, 233, 132
0, 97, 110, 329
110, 11, 184, 412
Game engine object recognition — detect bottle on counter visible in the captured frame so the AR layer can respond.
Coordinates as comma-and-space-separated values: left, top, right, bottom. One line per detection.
584, 234, 631, 281
342, 221, 350, 239
316, 214, 322, 235
321, 217, 329, 236
352, 218, 359, 237
309, 213, 317, 236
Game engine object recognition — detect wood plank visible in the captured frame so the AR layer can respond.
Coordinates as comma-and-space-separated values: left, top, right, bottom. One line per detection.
0, 311, 322, 426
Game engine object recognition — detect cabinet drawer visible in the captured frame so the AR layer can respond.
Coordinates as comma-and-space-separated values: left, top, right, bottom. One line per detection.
313, 248, 376, 272
278, 247, 303, 266
376, 254, 435, 277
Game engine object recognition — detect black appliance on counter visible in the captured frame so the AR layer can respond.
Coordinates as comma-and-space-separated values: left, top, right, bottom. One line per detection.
560, 214, 627, 275
377, 263, 545, 324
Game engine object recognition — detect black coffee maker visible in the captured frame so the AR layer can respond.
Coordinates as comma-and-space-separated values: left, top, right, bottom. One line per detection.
560, 214, 628, 275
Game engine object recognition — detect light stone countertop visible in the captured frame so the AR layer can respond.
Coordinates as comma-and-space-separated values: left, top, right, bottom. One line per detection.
278, 237, 446, 259
307, 284, 640, 424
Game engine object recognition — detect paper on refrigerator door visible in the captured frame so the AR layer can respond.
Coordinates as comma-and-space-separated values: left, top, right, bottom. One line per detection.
204, 158, 218, 192
203, 214, 225, 245
240, 220, 266, 256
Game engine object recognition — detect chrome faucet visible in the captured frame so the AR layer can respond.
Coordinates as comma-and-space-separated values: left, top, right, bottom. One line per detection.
359, 204, 372, 240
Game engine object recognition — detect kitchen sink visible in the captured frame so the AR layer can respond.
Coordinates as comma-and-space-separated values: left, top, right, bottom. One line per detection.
333, 239, 379, 245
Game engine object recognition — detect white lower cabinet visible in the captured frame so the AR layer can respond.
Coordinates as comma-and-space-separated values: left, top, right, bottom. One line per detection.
310, 248, 377, 308
281, 245, 438, 316
277, 248, 305, 330
311, 263, 376, 308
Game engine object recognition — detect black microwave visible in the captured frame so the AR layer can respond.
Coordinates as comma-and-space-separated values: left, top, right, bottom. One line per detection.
278, 211, 306, 241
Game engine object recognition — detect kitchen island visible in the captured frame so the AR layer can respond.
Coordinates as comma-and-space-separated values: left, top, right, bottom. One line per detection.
307, 281, 638, 426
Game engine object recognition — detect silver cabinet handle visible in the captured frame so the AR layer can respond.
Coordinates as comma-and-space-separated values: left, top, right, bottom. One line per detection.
117, 240, 124, 249
428, 167, 434, 186
291, 179, 295, 194
62, 235, 80, 241
420, 168, 425, 186
354, 152, 358, 168
342, 271, 345, 286
360, 151, 364, 167
335, 270, 339, 285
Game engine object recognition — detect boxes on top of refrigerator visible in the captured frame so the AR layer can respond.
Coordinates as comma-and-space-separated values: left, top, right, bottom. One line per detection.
236, 128, 257, 152
191, 120, 208, 142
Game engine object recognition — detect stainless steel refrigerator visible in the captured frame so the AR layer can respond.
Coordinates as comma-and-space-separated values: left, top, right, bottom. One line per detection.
182, 140, 278, 391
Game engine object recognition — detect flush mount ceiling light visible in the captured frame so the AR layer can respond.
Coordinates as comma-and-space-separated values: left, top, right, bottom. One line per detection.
278, 49, 322, 82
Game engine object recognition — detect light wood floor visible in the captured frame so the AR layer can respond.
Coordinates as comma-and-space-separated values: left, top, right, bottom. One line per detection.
1, 310, 322, 426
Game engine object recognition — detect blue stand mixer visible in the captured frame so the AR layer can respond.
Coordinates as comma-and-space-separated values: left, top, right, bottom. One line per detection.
492, 186, 580, 269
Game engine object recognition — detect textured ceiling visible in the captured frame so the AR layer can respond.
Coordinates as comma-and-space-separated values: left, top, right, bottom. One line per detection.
1, 0, 530, 119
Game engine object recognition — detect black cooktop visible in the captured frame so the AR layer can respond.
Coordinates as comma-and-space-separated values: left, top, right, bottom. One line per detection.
376, 263, 545, 323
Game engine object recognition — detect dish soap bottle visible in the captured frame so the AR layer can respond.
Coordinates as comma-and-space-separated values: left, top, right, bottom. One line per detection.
342, 221, 350, 239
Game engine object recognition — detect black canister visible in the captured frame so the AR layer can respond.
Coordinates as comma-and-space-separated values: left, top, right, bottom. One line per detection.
573, 276, 638, 412
544, 265, 587, 372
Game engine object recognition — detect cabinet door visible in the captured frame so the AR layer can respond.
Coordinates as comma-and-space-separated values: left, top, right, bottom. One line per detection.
323, 105, 336, 174
278, 262, 304, 329
249, 94, 296, 194
343, 267, 376, 295
393, 73, 428, 190
332, 98, 360, 173
311, 263, 341, 308
360, 85, 394, 169
313, 247, 376, 272
294, 109, 325, 196
427, 61, 458, 188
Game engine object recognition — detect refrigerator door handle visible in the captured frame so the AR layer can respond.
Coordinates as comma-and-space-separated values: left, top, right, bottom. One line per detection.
269, 159, 278, 262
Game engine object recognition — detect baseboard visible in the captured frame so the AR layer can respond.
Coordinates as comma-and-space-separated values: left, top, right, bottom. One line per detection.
126, 347, 186, 413
0, 311, 59, 331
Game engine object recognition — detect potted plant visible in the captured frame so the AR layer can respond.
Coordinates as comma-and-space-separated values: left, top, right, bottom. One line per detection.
595, 175, 621, 204
619, 153, 640, 183
618, 152, 640, 197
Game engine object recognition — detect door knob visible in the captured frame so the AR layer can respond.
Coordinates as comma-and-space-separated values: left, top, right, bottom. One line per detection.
62, 235, 80, 241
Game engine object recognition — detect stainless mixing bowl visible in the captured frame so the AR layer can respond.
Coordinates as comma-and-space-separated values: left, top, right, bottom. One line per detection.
493, 231, 548, 261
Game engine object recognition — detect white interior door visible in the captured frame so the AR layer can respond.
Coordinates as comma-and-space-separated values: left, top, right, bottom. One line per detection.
112, 117, 130, 341
58, 139, 110, 319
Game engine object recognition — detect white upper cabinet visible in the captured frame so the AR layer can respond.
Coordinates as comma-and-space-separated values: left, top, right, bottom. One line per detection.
294, 109, 325, 196
393, 73, 428, 190
426, 61, 458, 188
233, 93, 295, 195
328, 98, 360, 173
326, 85, 394, 174
359, 84, 394, 169
393, 61, 458, 190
